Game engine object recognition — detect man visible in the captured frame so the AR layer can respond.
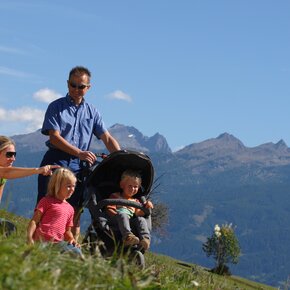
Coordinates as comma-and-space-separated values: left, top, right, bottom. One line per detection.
38, 66, 121, 239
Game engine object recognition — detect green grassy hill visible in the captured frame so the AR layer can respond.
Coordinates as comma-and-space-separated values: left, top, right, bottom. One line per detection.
0, 210, 278, 290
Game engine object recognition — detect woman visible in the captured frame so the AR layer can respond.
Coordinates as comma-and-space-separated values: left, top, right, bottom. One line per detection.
0, 135, 58, 203
0, 135, 59, 236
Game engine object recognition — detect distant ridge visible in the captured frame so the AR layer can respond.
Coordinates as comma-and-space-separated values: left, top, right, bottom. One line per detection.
11, 124, 172, 154
10, 126, 290, 172
175, 132, 290, 172
10, 129, 48, 152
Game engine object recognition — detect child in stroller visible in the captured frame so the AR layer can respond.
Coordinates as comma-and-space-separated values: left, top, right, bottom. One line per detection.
106, 169, 153, 250
83, 150, 154, 267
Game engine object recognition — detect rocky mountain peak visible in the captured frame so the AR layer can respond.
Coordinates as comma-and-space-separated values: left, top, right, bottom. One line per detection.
217, 132, 243, 142
108, 124, 171, 153
176, 132, 246, 156
275, 139, 288, 150
216, 132, 245, 148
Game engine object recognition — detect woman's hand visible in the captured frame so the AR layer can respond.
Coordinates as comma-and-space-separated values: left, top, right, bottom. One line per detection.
38, 165, 60, 176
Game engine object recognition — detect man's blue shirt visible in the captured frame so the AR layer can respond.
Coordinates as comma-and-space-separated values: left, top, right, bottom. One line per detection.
42, 94, 107, 151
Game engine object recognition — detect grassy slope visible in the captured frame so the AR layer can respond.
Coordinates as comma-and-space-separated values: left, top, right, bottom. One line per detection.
0, 210, 277, 290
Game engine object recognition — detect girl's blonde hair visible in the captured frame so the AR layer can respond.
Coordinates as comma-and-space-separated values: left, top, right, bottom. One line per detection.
46, 167, 76, 198
0, 136, 15, 152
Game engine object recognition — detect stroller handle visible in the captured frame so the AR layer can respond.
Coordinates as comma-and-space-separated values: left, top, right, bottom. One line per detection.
95, 199, 151, 217
94, 152, 108, 159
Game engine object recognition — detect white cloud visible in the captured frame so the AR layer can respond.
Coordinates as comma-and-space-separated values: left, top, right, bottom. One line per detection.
193, 205, 213, 227
33, 88, 62, 103
173, 145, 185, 152
0, 88, 61, 135
106, 90, 132, 102
0, 108, 6, 119
194, 234, 207, 243
0, 46, 25, 55
0, 107, 44, 133
0, 66, 33, 78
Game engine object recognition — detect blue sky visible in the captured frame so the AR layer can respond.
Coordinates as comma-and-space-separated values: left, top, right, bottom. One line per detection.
1, 1, 290, 152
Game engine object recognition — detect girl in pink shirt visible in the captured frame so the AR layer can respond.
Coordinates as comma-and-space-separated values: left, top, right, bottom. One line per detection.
27, 168, 83, 258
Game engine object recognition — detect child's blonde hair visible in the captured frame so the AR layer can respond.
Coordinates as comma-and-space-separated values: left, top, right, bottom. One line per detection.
46, 168, 76, 198
120, 169, 142, 185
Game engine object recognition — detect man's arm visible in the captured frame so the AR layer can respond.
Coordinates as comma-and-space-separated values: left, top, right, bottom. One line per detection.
49, 130, 81, 156
100, 131, 121, 153
49, 130, 96, 164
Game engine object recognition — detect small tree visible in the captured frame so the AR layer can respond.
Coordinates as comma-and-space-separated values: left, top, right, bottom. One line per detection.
202, 223, 241, 275
151, 201, 169, 235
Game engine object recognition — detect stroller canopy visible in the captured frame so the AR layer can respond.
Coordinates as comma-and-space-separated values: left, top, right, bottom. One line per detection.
86, 150, 154, 199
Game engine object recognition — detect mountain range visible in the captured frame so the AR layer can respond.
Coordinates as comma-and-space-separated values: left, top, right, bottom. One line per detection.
3, 124, 290, 287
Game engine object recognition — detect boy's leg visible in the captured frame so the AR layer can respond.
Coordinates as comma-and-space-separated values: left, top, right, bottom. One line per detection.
115, 212, 132, 238
133, 216, 150, 239
133, 216, 151, 250
114, 212, 139, 246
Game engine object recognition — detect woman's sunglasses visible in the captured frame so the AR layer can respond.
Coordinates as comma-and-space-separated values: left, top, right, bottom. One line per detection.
5, 151, 17, 158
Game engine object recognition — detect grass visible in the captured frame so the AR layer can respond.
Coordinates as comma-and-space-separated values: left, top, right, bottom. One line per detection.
0, 209, 278, 290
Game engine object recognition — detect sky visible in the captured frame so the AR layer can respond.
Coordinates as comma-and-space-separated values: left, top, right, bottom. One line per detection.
1, 1, 290, 152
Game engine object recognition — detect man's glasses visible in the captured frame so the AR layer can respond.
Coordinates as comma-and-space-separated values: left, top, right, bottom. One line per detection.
5, 151, 17, 158
69, 82, 89, 90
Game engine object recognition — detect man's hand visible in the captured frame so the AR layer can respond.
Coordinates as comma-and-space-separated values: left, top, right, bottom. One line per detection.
78, 151, 97, 165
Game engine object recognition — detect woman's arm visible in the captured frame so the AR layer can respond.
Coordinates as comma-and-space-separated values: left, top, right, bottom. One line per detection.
0, 165, 59, 180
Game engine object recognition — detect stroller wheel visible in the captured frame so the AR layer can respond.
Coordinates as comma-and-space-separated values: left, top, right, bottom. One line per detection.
82, 229, 99, 256
130, 249, 145, 270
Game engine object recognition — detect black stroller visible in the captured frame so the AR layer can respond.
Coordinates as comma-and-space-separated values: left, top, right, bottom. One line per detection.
82, 150, 154, 268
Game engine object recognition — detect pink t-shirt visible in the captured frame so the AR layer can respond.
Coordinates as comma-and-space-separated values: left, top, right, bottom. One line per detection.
34, 196, 74, 243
